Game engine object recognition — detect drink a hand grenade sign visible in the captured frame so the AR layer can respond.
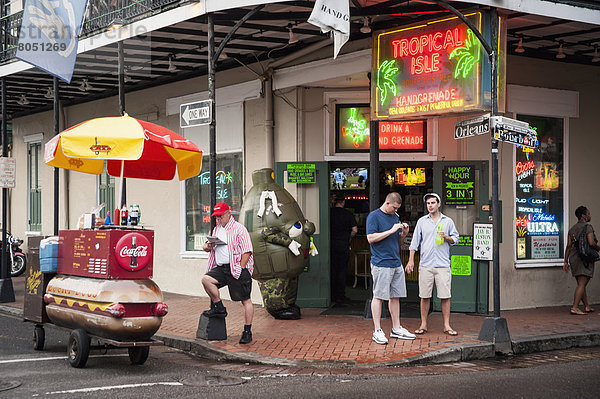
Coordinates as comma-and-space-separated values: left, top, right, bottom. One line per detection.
114, 232, 153, 271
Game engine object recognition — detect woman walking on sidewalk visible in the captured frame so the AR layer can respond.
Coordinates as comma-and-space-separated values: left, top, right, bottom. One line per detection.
564, 206, 599, 315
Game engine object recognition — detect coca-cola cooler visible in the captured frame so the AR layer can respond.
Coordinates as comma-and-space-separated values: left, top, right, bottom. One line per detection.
58, 229, 154, 280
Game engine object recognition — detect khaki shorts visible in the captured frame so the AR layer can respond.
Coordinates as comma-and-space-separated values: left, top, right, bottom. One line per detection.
418, 266, 451, 299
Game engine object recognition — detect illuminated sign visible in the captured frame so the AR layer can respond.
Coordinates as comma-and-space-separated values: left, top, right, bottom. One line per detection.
535, 162, 559, 191
372, 12, 489, 118
527, 221, 559, 235
395, 168, 426, 186
336, 104, 426, 152
516, 160, 535, 181
379, 120, 425, 150
443, 166, 475, 205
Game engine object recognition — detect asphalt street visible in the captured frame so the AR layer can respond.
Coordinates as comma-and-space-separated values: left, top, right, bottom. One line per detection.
1, 313, 600, 398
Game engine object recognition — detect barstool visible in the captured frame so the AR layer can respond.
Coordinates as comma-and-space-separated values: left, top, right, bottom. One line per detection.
353, 250, 371, 289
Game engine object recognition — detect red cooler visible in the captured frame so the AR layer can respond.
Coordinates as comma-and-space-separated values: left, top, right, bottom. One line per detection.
58, 229, 154, 280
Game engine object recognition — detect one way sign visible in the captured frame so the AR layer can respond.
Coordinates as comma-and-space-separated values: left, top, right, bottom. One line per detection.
180, 100, 213, 128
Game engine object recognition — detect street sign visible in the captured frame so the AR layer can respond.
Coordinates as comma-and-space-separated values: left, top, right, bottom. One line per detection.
180, 100, 212, 128
0, 157, 16, 188
490, 116, 538, 149
454, 114, 490, 139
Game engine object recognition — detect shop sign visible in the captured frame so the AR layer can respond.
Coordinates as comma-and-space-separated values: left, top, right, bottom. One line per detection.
287, 163, 316, 184
451, 255, 472, 276
115, 233, 153, 272
454, 114, 490, 139
531, 236, 560, 259
0, 157, 16, 188
473, 223, 493, 261
443, 166, 475, 205
456, 235, 473, 246
372, 12, 488, 119
379, 120, 426, 150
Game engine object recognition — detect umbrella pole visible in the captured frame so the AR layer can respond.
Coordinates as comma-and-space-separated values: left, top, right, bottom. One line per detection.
117, 160, 124, 210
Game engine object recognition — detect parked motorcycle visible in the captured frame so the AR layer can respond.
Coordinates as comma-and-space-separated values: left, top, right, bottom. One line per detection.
0, 233, 27, 277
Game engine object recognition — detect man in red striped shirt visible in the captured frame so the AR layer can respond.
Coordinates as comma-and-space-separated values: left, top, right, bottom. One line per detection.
202, 202, 255, 344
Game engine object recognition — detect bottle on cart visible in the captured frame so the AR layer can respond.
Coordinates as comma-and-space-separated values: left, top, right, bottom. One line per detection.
129, 204, 139, 226
114, 208, 120, 226
121, 205, 128, 226
130, 236, 138, 268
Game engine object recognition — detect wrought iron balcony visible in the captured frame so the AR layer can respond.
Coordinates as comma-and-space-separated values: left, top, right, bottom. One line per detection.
0, 0, 181, 64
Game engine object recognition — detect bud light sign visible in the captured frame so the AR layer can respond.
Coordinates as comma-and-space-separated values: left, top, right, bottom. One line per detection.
115, 233, 152, 272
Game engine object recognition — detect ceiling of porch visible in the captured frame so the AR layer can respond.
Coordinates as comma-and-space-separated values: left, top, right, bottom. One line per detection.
3, 0, 599, 119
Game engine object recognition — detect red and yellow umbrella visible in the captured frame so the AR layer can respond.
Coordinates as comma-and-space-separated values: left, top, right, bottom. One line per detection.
44, 115, 202, 181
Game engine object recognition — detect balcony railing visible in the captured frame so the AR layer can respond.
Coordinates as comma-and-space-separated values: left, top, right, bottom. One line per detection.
0, 0, 181, 64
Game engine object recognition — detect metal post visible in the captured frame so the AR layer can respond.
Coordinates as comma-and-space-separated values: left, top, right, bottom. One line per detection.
208, 13, 216, 233
363, 118, 379, 318
53, 77, 59, 236
118, 40, 126, 206
0, 77, 15, 302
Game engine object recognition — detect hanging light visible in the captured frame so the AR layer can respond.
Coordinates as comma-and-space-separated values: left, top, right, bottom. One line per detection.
44, 87, 54, 99
287, 24, 299, 44
167, 54, 177, 72
17, 94, 30, 106
360, 17, 371, 34
514, 37, 525, 53
556, 42, 566, 59
109, 17, 126, 31
592, 46, 600, 63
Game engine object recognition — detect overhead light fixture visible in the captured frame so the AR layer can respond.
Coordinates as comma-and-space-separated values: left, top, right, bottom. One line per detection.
78, 78, 92, 92
592, 45, 600, 63
44, 87, 54, 99
287, 24, 299, 44
360, 17, 371, 34
109, 17, 126, 31
515, 37, 525, 53
556, 42, 566, 59
17, 94, 30, 106
167, 54, 177, 72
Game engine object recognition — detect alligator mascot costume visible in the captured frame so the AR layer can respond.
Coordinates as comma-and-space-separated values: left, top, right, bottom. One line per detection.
239, 168, 317, 320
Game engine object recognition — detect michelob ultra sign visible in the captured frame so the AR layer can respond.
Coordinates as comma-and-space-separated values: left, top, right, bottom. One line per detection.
372, 11, 495, 119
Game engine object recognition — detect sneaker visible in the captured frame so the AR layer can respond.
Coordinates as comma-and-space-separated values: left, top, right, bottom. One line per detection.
239, 330, 252, 344
202, 307, 227, 318
372, 329, 388, 344
390, 326, 416, 340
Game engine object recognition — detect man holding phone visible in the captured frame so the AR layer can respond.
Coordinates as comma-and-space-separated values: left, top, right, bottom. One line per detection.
367, 192, 416, 344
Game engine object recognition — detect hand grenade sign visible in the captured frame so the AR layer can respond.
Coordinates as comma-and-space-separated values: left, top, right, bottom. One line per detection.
115, 232, 153, 271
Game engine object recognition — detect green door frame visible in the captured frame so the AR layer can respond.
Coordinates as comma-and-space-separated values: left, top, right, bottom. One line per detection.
274, 162, 330, 308
432, 160, 489, 314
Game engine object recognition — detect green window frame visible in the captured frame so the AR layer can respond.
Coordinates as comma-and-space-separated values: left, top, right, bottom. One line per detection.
28, 142, 42, 231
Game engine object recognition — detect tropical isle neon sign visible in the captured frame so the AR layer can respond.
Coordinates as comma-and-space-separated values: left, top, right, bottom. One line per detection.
373, 12, 487, 119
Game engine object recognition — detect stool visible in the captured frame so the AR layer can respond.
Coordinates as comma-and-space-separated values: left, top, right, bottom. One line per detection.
196, 314, 227, 340
353, 250, 371, 289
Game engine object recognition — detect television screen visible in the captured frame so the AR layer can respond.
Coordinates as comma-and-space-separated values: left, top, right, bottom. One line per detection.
395, 167, 426, 186
330, 167, 368, 190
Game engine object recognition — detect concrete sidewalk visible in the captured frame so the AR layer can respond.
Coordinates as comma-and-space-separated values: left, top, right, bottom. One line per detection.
2, 275, 599, 368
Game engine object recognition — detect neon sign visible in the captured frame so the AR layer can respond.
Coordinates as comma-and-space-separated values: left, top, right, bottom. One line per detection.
336, 105, 426, 152
373, 12, 489, 118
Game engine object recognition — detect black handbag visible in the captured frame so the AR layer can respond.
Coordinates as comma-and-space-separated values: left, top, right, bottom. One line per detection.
576, 224, 600, 264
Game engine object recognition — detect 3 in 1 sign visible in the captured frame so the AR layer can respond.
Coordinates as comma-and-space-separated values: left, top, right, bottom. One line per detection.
443, 166, 475, 205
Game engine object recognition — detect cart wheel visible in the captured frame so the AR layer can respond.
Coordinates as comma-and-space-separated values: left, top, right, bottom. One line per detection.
68, 329, 90, 368
128, 346, 150, 365
33, 325, 45, 351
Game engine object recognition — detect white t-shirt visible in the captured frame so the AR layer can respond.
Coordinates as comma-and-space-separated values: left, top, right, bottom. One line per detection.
214, 225, 229, 265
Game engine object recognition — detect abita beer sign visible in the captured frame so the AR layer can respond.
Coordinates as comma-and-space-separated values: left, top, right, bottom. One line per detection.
372, 11, 494, 119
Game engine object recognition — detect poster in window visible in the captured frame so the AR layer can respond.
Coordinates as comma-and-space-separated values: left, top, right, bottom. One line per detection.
443, 165, 475, 205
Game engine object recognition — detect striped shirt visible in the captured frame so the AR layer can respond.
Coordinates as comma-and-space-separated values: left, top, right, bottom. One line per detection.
207, 216, 254, 279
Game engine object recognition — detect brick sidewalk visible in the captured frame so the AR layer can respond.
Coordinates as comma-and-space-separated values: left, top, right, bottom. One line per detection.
4, 276, 600, 366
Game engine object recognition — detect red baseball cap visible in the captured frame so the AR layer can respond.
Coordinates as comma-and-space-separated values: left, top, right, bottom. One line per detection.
211, 202, 230, 216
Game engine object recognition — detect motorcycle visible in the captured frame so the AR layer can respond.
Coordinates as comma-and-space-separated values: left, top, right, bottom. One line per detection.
0, 233, 27, 277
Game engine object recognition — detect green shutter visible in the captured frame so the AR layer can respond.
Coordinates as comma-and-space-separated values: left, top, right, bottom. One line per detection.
28, 143, 42, 231
98, 170, 115, 218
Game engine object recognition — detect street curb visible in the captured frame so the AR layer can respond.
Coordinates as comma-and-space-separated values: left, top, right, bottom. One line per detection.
3, 304, 599, 368
512, 332, 600, 354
